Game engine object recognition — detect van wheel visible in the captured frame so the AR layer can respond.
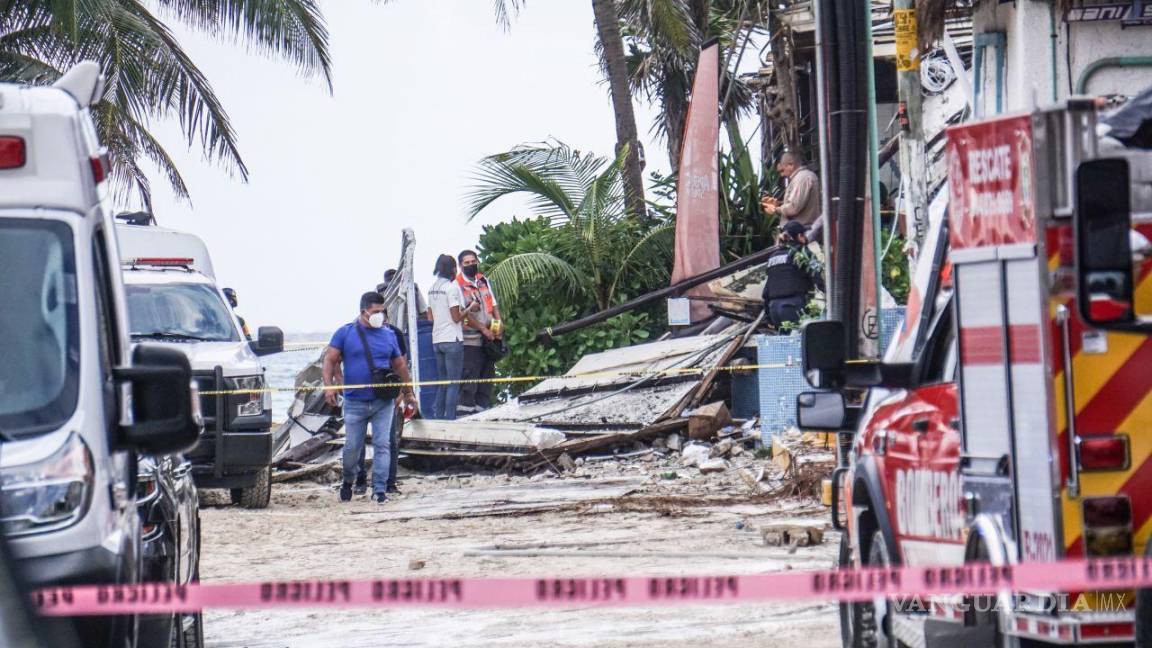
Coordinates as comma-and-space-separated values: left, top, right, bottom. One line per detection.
172, 517, 204, 648
174, 595, 204, 648
233, 467, 271, 509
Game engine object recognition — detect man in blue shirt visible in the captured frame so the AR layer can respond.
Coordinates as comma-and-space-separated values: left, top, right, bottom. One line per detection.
322, 292, 418, 503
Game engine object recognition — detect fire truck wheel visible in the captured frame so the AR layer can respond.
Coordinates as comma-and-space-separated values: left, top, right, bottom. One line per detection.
1137, 584, 1152, 646
839, 534, 873, 648
841, 529, 899, 648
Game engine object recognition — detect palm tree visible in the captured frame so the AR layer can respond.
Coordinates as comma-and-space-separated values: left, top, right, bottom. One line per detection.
617, 0, 760, 173
490, 0, 647, 219
465, 142, 673, 311
0, 0, 331, 205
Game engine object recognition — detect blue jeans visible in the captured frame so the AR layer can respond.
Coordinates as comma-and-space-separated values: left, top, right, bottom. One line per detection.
342, 398, 394, 494
433, 341, 464, 419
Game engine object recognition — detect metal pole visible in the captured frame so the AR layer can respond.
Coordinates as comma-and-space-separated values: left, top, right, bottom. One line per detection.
812, 0, 833, 269
401, 229, 420, 404
863, 1, 883, 359
893, 0, 927, 256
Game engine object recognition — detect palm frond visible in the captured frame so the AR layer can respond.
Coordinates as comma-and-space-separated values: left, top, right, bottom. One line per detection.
486, 251, 584, 304
492, 0, 525, 30
93, 100, 190, 203
152, 0, 332, 90
118, 1, 248, 180
606, 221, 674, 302
467, 142, 617, 222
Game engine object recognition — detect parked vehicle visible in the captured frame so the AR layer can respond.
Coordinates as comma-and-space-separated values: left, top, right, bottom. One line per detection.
117, 223, 286, 508
0, 62, 201, 647
137, 454, 202, 648
801, 102, 1152, 646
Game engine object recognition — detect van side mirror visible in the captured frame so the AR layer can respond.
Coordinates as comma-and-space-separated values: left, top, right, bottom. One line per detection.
1074, 158, 1152, 332
801, 320, 847, 388
115, 345, 201, 454
796, 391, 847, 430
250, 326, 284, 356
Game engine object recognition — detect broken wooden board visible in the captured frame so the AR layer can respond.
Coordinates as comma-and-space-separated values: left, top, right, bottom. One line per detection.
353, 477, 643, 522
272, 460, 339, 484
401, 419, 564, 451
273, 429, 336, 467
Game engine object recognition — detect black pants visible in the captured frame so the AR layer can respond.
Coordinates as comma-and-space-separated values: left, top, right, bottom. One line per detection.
460, 345, 495, 409
765, 295, 807, 331
356, 404, 401, 488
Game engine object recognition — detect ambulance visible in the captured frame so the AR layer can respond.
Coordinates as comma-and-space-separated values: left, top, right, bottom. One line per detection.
0, 63, 200, 646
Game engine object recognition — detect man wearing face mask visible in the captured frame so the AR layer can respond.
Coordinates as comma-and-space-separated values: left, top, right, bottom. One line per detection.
322, 292, 418, 503
456, 250, 502, 414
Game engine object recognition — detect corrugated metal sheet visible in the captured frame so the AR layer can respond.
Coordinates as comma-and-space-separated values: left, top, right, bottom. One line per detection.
468, 380, 700, 429
524, 334, 733, 396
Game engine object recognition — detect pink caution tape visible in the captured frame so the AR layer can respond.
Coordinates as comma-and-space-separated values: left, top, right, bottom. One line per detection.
31, 557, 1152, 617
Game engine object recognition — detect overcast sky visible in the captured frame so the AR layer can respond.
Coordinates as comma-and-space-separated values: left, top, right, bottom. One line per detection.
146, 1, 679, 335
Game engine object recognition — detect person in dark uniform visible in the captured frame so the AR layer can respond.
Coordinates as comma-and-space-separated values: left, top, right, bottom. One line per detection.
222, 287, 252, 341
762, 220, 825, 331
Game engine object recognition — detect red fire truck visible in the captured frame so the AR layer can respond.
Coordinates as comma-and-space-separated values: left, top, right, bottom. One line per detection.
798, 100, 1152, 646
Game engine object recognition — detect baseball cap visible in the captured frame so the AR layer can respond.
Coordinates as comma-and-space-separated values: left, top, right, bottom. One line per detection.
781, 220, 807, 237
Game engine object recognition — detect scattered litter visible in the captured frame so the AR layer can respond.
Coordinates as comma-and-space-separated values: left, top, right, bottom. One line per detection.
761, 523, 826, 548
698, 458, 728, 474
680, 444, 711, 467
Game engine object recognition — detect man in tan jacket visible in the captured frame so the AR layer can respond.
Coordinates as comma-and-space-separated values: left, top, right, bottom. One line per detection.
761, 152, 821, 227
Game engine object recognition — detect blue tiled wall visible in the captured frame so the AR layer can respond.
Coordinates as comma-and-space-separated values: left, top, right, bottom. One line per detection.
757, 308, 905, 440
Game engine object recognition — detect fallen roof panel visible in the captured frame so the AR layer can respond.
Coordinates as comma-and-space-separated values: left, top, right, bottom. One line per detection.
525, 334, 732, 395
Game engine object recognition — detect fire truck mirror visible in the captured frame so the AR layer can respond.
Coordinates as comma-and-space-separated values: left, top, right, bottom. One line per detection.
796, 391, 846, 430
1074, 158, 1151, 330
801, 320, 847, 388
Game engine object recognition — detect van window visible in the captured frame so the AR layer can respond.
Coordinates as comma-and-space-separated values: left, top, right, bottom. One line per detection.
126, 283, 240, 342
0, 220, 80, 435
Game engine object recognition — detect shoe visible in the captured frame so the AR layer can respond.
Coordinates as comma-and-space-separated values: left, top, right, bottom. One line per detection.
339, 483, 353, 502
374, 492, 388, 504
386, 484, 401, 495
353, 477, 368, 496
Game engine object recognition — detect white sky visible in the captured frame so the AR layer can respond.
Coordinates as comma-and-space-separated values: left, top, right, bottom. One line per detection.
145, 1, 677, 335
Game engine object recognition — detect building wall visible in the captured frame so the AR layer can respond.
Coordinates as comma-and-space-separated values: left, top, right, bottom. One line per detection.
972, 0, 1151, 116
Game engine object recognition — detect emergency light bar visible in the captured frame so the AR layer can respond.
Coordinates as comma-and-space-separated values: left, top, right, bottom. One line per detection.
123, 257, 195, 268
0, 136, 26, 169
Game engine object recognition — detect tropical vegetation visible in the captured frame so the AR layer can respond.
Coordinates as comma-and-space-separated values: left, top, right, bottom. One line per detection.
466, 142, 674, 392
488, 0, 647, 218
0, 0, 332, 204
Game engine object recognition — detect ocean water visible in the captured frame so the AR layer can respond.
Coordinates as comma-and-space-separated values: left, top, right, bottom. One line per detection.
262, 335, 329, 422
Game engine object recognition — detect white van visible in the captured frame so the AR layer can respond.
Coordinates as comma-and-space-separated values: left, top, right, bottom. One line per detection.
117, 224, 285, 508
0, 64, 200, 645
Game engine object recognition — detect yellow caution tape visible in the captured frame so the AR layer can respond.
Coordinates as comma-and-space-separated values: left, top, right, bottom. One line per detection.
197, 361, 801, 396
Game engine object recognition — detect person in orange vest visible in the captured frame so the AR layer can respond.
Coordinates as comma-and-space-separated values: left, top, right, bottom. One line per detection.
456, 250, 503, 414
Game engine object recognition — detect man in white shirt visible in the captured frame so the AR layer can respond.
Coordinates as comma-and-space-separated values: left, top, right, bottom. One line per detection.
427, 254, 476, 419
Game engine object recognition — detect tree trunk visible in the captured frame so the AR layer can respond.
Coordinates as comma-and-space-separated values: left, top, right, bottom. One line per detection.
662, 72, 689, 176
591, 0, 647, 219
768, 11, 800, 154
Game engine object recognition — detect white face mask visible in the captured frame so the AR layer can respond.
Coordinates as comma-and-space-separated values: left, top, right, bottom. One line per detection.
367, 312, 385, 329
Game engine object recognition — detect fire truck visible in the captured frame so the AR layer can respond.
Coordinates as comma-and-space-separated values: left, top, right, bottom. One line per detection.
798, 99, 1152, 645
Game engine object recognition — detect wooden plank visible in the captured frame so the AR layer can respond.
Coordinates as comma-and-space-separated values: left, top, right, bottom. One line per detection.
402, 419, 558, 450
